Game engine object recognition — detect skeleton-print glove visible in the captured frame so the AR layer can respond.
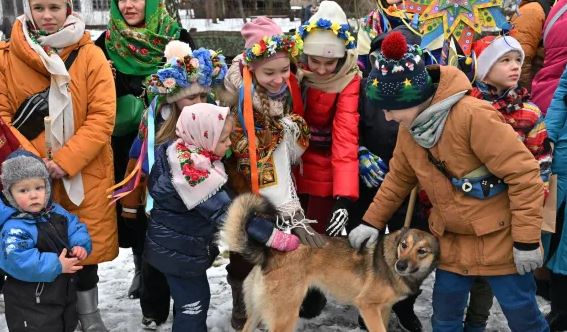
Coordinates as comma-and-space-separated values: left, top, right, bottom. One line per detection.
326, 197, 351, 236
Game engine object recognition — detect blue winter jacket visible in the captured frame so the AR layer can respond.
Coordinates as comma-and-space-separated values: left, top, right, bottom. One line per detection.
0, 200, 92, 282
144, 143, 229, 278
544, 65, 567, 275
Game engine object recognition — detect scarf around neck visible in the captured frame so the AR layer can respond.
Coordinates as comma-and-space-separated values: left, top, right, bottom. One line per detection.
299, 50, 361, 93
18, 8, 85, 206
472, 81, 530, 114
167, 104, 229, 210
106, 0, 180, 76
410, 91, 467, 148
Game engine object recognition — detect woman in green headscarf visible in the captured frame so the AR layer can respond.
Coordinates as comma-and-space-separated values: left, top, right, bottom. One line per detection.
94, 0, 194, 326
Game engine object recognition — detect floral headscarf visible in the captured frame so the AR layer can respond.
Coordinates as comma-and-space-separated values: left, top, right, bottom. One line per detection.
105, 0, 181, 75
166, 104, 229, 210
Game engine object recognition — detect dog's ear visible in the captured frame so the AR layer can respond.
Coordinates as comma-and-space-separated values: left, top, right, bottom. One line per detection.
391, 227, 409, 247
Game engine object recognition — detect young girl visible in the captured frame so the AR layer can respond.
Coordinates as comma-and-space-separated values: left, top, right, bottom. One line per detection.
293, 0, 361, 318
110, 40, 227, 329
143, 103, 299, 332
219, 16, 325, 329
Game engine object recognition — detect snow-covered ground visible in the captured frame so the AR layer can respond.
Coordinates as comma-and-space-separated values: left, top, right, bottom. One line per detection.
0, 248, 551, 331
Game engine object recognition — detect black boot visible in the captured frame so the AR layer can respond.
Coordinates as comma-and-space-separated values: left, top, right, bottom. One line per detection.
128, 253, 142, 299
299, 288, 327, 319
392, 292, 422, 332
548, 272, 567, 331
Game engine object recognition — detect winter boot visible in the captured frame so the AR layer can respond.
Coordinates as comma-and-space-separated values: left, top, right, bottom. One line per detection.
227, 274, 247, 330
128, 253, 142, 299
299, 288, 327, 319
77, 287, 109, 332
392, 292, 423, 332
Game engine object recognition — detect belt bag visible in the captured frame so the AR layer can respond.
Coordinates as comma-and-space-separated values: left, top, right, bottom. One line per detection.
12, 49, 80, 141
427, 150, 507, 200
450, 165, 507, 200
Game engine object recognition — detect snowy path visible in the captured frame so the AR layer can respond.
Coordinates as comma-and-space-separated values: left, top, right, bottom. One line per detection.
0, 248, 551, 331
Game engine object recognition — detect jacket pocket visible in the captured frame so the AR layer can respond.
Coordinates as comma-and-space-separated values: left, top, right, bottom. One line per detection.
471, 211, 514, 266
470, 211, 511, 236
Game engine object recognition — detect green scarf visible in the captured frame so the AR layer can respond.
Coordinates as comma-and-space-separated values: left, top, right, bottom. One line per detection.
105, 0, 181, 76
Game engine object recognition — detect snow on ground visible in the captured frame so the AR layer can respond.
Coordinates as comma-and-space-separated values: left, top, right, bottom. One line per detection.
0, 248, 552, 331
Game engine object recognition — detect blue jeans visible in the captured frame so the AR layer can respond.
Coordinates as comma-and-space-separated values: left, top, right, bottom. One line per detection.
431, 269, 549, 332
165, 273, 210, 332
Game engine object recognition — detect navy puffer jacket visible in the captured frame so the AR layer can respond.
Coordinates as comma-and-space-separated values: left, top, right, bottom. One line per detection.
143, 143, 229, 278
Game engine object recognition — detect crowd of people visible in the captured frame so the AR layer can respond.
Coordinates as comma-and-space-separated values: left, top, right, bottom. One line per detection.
0, 0, 566, 331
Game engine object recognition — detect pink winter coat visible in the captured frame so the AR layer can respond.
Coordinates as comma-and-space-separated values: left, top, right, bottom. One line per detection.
531, 0, 567, 114
295, 75, 360, 200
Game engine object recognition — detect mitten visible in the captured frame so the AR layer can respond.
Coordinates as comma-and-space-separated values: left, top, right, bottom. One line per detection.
513, 244, 543, 275
348, 223, 380, 249
326, 197, 351, 236
292, 225, 326, 248
358, 146, 388, 188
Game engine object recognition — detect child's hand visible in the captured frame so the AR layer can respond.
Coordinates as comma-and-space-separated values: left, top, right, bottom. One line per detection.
71, 246, 88, 260
45, 160, 67, 179
59, 248, 83, 274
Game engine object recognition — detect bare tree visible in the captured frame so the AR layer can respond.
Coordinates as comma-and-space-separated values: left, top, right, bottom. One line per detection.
164, 0, 182, 23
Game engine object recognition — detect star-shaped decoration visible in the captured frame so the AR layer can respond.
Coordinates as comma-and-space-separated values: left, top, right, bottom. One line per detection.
404, 78, 412, 87
373, 78, 379, 87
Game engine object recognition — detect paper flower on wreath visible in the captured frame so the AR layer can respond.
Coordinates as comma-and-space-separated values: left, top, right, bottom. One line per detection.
297, 18, 356, 50
243, 33, 302, 65
146, 45, 227, 98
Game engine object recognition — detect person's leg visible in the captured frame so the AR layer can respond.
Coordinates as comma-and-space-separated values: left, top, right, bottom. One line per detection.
140, 261, 171, 327
431, 269, 474, 332
464, 277, 493, 332
547, 272, 567, 331
76, 265, 108, 332
165, 273, 210, 332
487, 273, 548, 332
392, 291, 423, 332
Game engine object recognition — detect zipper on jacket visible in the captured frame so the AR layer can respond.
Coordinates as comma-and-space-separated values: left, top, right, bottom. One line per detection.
35, 282, 45, 303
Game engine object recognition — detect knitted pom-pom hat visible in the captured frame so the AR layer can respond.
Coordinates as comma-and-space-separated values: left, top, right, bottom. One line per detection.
366, 31, 434, 110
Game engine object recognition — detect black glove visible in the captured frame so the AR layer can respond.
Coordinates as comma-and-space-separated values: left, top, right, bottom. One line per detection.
292, 224, 326, 248
326, 197, 351, 236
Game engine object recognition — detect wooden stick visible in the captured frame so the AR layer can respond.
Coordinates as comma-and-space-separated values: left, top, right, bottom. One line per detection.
403, 187, 418, 228
44, 117, 52, 160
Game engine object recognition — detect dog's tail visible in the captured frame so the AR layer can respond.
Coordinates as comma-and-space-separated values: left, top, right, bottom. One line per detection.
221, 193, 277, 266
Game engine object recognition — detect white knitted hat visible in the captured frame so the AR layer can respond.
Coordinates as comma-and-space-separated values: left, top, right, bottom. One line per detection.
476, 36, 525, 81
303, 1, 348, 58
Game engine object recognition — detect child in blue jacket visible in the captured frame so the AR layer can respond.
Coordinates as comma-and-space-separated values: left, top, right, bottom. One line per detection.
0, 149, 92, 332
144, 103, 300, 332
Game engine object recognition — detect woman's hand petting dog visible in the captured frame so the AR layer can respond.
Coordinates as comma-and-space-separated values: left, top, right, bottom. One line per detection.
292, 225, 327, 248
349, 223, 380, 249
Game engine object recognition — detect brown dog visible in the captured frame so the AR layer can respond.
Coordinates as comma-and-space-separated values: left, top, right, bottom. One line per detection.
221, 193, 440, 332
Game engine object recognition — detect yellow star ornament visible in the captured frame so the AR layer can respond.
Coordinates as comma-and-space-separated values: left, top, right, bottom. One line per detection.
404, 78, 412, 87
372, 78, 379, 87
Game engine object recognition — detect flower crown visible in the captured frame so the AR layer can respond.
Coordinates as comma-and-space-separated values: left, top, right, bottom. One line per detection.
298, 18, 356, 50
243, 34, 302, 64
146, 48, 228, 96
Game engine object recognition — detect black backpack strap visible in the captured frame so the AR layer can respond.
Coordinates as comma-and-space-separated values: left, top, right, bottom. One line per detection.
426, 149, 454, 179
64, 48, 80, 70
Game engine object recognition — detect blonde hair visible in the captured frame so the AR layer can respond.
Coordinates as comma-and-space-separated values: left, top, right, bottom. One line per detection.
155, 103, 182, 145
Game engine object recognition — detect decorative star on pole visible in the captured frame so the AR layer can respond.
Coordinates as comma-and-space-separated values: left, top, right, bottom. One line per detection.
402, 0, 509, 55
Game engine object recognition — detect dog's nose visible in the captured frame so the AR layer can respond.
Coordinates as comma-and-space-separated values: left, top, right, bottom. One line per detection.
396, 260, 408, 272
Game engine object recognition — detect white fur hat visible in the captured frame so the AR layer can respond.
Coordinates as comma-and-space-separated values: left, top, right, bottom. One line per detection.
475, 36, 525, 81
303, 1, 349, 58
